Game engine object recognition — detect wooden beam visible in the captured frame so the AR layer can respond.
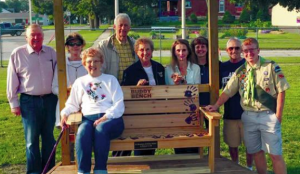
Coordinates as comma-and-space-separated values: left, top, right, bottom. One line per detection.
207, 0, 220, 157
181, 0, 186, 39
53, 0, 70, 165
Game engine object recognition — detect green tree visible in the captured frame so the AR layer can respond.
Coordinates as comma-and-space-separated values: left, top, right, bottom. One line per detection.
120, 0, 157, 26
230, 0, 300, 11
256, 8, 270, 21
0, 2, 8, 13
32, 0, 54, 16
222, 11, 235, 24
239, 9, 250, 23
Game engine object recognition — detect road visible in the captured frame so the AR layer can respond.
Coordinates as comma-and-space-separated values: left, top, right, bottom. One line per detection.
0, 27, 81, 61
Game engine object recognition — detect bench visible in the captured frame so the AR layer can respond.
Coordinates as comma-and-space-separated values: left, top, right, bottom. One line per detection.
67, 85, 221, 172
151, 26, 176, 32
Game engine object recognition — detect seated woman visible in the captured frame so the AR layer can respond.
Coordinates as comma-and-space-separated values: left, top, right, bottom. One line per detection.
165, 39, 201, 154
52, 32, 88, 128
165, 39, 200, 85
121, 37, 165, 156
122, 37, 165, 86
60, 48, 125, 174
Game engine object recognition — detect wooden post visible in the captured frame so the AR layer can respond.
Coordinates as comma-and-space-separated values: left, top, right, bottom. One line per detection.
53, 0, 70, 165
115, 0, 119, 18
207, 0, 220, 157
181, 0, 186, 39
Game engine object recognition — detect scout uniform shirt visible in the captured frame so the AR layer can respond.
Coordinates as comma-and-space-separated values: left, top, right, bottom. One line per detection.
223, 56, 290, 112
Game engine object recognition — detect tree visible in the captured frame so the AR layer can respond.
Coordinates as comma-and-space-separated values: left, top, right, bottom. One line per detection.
222, 11, 235, 24
32, 0, 54, 16
239, 9, 250, 23
229, 0, 300, 11
0, 2, 8, 13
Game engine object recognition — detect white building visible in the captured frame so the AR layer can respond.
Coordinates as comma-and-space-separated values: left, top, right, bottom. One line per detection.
272, 4, 300, 27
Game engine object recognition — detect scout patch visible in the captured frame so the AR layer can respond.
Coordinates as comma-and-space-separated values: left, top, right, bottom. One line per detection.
274, 65, 281, 73
265, 87, 270, 93
264, 78, 269, 81
158, 72, 163, 77
278, 74, 285, 79
264, 71, 268, 75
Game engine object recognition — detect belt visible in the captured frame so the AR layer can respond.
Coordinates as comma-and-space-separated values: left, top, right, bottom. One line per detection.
246, 110, 273, 114
21, 93, 53, 98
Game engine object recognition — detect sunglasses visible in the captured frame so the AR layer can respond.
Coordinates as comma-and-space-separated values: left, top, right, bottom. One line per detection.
68, 42, 82, 47
228, 47, 240, 51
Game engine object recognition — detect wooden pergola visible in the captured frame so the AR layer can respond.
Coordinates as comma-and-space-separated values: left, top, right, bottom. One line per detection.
53, 0, 220, 166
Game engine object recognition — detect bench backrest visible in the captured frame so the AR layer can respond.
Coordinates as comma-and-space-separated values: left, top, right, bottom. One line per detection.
121, 85, 202, 130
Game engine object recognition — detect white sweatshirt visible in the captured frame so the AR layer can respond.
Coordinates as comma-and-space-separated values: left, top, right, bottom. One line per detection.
61, 73, 124, 119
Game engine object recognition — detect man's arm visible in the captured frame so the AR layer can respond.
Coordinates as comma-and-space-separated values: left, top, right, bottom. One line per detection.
205, 92, 230, 111
276, 91, 285, 123
6, 52, 21, 116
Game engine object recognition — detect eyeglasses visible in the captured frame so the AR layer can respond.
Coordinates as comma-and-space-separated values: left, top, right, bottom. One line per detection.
86, 60, 101, 64
228, 47, 240, 51
243, 48, 257, 53
68, 42, 82, 47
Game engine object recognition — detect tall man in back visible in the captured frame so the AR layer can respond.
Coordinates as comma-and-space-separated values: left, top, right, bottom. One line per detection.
98, 13, 137, 82
98, 13, 137, 156
7, 24, 57, 174
206, 38, 289, 174
220, 38, 253, 170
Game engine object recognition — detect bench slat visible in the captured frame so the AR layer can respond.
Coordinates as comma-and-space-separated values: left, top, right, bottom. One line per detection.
122, 85, 199, 100
123, 114, 200, 128
124, 98, 198, 114
117, 127, 207, 140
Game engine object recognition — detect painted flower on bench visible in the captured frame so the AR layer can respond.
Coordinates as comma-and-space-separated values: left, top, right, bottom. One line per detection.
184, 99, 197, 112
164, 134, 174, 139
185, 113, 198, 125
184, 85, 197, 98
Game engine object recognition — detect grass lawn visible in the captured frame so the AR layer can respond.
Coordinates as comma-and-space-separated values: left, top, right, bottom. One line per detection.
47, 24, 110, 49
0, 57, 300, 173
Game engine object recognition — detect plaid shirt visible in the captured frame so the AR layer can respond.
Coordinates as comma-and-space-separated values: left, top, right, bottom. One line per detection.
113, 37, 135, 82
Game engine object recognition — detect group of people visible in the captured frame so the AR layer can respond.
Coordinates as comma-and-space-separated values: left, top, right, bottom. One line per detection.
6, 13, 289, 174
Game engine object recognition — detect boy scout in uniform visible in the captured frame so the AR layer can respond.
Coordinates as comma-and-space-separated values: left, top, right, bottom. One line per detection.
206, 38, 289, 174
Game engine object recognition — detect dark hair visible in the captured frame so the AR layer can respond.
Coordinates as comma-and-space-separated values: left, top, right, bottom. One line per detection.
171, 39, 193, 71
190, 36, 209, 65
65, 32, 86, 47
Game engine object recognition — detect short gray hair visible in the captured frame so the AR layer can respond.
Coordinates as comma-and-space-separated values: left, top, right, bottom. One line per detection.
26, 24, 43, 37
226, 37, 241, 48
114, 13, 131, 26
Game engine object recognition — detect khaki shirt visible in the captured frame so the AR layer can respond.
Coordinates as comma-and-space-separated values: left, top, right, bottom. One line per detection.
223, 57, 290, 112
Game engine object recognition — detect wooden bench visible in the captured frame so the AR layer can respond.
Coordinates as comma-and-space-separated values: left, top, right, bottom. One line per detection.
67, 85, 221, 173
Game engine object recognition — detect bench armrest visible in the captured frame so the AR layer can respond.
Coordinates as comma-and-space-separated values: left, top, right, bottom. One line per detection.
66, 112, 82, 125
199, 107, 222, 121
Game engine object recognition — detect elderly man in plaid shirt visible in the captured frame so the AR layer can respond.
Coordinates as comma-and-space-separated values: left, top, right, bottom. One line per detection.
98, 13, 138, 83
98, 13, 137, 156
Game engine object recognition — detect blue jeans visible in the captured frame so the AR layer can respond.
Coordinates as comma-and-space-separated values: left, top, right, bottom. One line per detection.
76, 113, 124, 174
20, 93, 57, 174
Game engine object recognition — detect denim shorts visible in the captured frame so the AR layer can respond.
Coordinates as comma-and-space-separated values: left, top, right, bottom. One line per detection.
241, 110, 282, 155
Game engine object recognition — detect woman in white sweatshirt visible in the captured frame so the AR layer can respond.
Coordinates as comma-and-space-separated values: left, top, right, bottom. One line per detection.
60, 48, 125, 174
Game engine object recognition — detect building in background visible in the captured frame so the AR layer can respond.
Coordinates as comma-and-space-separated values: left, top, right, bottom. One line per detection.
158, 0, 243, 22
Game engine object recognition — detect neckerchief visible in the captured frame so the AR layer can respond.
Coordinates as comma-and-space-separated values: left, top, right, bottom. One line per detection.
243, 57, 265, 106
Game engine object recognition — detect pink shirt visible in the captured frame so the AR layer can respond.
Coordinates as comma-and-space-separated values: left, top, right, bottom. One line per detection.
7, 44, 57, 108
